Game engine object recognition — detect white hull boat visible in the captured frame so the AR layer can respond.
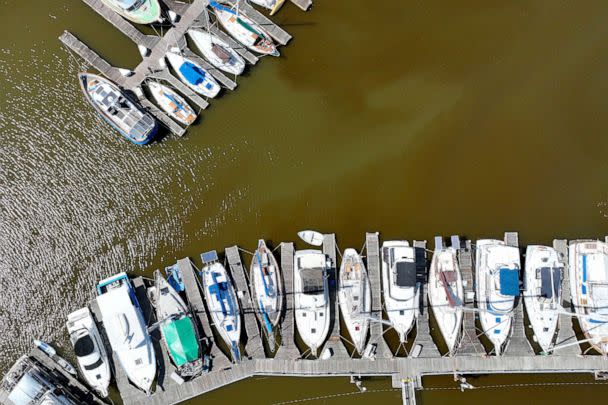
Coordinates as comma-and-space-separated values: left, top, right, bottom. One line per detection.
381, 241, 419, 343
249, 0, 286, 15
428, 247, 464, 355
187, 29, 246, 75
211, 2, 280, 56
294, 249, 331, 356
33, 340, 78, 377
523, 245, 562, 353
475, 239, 521, 356
569, 240, 608, 354
250, 239, 283, 347
147, 81, 197, 126
200, 251, 242, 362
298, 230, 324, 246
338, 248, 371, 354
66, 308, 112, 397
96, 272, 156, 394
149, 270, 203, 378
165, 52, 221, 98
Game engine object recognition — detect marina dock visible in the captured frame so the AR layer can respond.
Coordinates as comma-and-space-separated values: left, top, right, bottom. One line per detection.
59, 0, 299, 138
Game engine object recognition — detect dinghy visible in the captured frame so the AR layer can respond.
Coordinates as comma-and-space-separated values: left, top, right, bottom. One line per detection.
33, 340, 77, 377
381, 241, 419, 343
298, 230, 324, 246
475, 239, 520, 356
147, 81, 197, 126
149, 270, 203, 378
66, 308, 111, 397
79, 73, 158, 145
569, 240, 608, 354
187, 29, 246, 75
523, 245, 562, 353
100, 0, 162, 24
428, 246, 464, 355
165, 262, 185, 293
250, 239, 283, 348
210, 1, 280, 56
338, 248, 371, 354
165, 52, 221, 98
96, 272, 156, 395
249, 0, 286, 15
200, 250, 242, 362
294, 249, 331, 356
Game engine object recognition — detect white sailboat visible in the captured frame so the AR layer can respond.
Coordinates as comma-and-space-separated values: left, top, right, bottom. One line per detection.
250, 239, 283, 347
523, 245, 562, 353
165, 52, 221, 98
147, 81, 197, 126
475, 239, 520, 356
428, 246, 464, 355
96, 272, 156, 395
249, 0, 286, 15
294, 249, 331, 356
381, 241, 419, 343
338, 248, 371, 354
187, 29, 246, 75
66, 308, 112, 398
200, 250, 242, 362
569, 240, 608, 354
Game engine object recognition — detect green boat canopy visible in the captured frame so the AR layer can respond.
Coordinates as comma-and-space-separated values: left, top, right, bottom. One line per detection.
162, 317, 199, 367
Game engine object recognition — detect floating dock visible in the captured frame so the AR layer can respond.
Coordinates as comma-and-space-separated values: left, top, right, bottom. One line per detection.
59, 0, 301, 137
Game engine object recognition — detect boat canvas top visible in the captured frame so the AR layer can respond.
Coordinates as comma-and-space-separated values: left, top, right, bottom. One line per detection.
538, 267, 561, 299
161, 318, 199, 367
499, 268, 520, 296
395, 261, 417, 288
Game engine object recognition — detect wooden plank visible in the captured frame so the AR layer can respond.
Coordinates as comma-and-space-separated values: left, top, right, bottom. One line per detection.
365, 232, 390, 358
276, 242, 300, 359
322, 233, 348, 358
412, 240, 440, 358
552, 240, 580, 355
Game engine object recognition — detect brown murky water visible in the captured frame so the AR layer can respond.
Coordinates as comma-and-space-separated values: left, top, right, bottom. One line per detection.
2, 0, 608, 403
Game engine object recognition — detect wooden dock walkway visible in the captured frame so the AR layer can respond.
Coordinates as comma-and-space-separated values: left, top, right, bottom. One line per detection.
276, 242, 300, 359
226, 246, 265, 359
323, 233, 349, 358
228, 1, 292, 45
365, 232, 391, 358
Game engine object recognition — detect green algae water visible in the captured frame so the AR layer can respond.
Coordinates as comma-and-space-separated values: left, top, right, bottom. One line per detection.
2, 0, 608, 403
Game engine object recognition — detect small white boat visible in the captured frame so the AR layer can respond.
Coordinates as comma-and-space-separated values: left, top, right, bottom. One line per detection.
165, 52, 221, 98
523, 245, 562, 353
428, 246, 464, 355
200, 250, 242, 362
147, 81, 197, 126
381, 241, 419, 343
33, 340, 78, 377
211, 2, 280, 56
66, 307, 112, 397
187, 29, 246, 75
338, 248, 371, 354
294, 249, 331, 356
569, 240, 608, 354
149, 270, 203, 378
249, 0, 286, 15
250, 239, 283, 347
475, 239, 521, 356
298, 230, 324, 246
96, 272, 156, 395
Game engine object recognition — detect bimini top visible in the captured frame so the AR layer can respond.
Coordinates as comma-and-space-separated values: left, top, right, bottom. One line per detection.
162, 317, 199, 367
395, 261, 416, 287
540, 267, 561, 299
499, 268, 520, 296
301, 269, 324, 294
179, 63, 207, 86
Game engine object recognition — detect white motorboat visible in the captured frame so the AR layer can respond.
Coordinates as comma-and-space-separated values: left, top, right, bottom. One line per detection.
298, 230, 324, 246
210, 1, 280, 56
165, 52, 221, 98
475, 239, 521, 356
149, 270, 203, 378
523, 245, 562, 353
338, 248, 371, 354
187, 29, 246, 75
294, 249, 331, 356
147, 81, 197, 126
569, 240, 608, 354
250, 239, 283, 347
96, 272, 156, 395
428, 246, 464, 355
66, 307, 111, 397
200, 250, 242, 362
381, 241, 419, 343
249, 0, 286, 15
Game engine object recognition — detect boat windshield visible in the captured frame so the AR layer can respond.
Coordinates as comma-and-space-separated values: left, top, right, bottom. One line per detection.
301, 268, 324, 295
74, 335, 95, 357
117, 0, 144, 12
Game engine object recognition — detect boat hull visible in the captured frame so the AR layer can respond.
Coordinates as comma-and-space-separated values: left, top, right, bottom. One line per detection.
188, 29, 245, 75
148, 81, 196, 126
165, 53, 221, 98
100, 0, 162, 24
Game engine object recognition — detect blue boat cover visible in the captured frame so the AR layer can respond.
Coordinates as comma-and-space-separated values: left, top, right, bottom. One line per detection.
210, 1, 236, 14
499, 268, 519, 296
179, 62, 206, 85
